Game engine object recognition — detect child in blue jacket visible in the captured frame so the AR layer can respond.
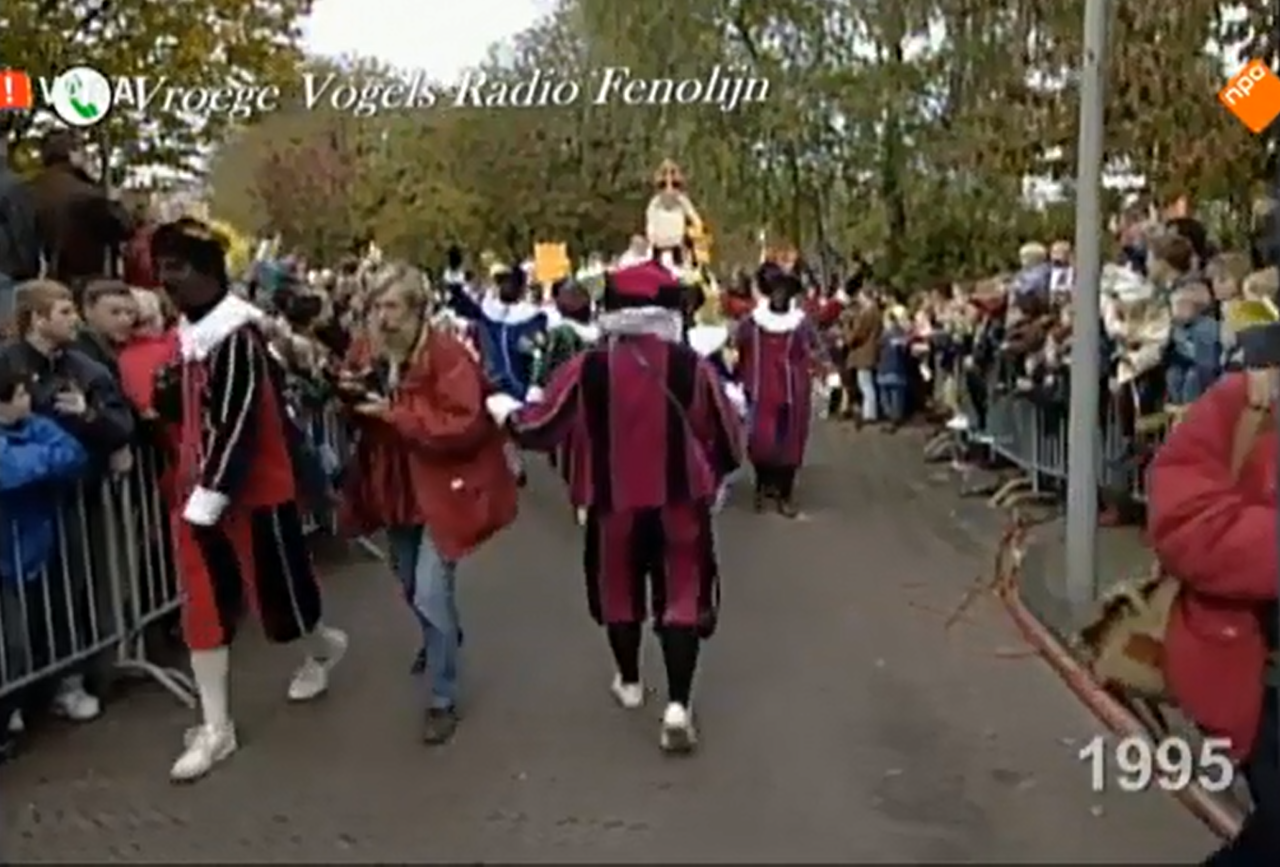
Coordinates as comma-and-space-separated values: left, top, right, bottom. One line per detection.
1164, 284, 1220, 407
0, 358, 89, 759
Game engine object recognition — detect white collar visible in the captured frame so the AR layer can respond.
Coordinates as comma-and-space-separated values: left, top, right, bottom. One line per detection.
597, 307, 683, 343
178, 294, 265, 361
480, 296, 542, 325
751, 301, 805, 333
562, 318, 599, 342
687, 323, 729, 357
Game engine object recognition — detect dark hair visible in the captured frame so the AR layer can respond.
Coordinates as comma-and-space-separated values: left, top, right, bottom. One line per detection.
446, 245, 464, 270
1152, 233, 1196, 273
39, 130, 78, 167
0, 353, 27, 403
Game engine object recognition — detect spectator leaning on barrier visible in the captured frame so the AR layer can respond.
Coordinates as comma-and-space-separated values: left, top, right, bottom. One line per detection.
27, 131, 134, 297
0, 350, 90, 758
1146, 370, 1279, 864
75, 279, 137, 382
0, 280, 134, 459
1163, 280, 1219, 409
0, 134, 41, 323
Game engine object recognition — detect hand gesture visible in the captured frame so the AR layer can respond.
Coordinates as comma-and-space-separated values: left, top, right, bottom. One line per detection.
108, 447, 134, 475
352, 396, 390, 417
53, 388, 88, 416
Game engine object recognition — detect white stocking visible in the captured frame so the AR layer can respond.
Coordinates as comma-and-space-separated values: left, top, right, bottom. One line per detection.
190, 647, 231, 728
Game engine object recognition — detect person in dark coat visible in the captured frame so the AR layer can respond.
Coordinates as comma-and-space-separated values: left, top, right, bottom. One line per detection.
486, 259, 744, 754
27, 131, 133, 295
0, 135, 41, 322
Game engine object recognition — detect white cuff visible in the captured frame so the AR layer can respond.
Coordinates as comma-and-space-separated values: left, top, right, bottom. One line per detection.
525, 386, 546, 404
485, 393, 523, 425
723, 382, 748, 416
182, 486, 229, 526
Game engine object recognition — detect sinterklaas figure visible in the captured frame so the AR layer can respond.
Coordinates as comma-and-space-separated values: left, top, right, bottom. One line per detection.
646, 159, 704, 273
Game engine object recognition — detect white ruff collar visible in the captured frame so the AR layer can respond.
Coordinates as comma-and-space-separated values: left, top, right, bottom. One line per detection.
480, 296, 542, 325
178, 294, 265, 361
687, 324, 729, 357
751, 301, 805, 333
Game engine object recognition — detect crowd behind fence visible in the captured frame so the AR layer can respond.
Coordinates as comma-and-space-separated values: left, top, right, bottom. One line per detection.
0, 406, 352, 730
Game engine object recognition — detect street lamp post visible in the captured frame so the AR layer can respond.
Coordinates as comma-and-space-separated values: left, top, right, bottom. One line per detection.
1064, 0, 1111, 617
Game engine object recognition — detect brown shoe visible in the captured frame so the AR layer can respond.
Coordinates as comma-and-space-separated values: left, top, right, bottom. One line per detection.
422, 707, 459, 745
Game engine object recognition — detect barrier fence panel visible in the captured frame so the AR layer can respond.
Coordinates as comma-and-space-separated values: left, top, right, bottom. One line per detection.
0, 404, 366, 717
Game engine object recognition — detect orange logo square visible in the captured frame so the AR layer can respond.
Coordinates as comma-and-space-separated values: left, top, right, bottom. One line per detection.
0, 70, 33, 111
1220, 59, 1280, 133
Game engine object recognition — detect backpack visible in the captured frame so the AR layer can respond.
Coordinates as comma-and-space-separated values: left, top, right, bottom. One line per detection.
1079, 371, 1271, 702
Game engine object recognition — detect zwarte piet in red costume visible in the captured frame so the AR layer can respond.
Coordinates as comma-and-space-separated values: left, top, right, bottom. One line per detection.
486, 259, 744, 753
151, 218, 347, 783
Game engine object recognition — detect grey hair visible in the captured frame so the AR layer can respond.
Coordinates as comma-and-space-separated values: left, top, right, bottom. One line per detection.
367, 261, 431, 309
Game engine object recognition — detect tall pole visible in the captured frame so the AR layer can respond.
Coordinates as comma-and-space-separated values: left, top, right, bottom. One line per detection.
1064, 0, 1110, 614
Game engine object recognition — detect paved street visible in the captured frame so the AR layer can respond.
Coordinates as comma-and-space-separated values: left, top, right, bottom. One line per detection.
2, 424, 1216, 863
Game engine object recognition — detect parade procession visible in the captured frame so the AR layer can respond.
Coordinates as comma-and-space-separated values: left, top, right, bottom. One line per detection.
29, 157, 851, 782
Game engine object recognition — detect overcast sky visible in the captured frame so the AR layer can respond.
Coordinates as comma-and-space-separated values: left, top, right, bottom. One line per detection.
300, 0, 553, 81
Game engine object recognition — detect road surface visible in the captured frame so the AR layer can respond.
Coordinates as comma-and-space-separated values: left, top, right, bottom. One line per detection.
1, 424, 1216, 863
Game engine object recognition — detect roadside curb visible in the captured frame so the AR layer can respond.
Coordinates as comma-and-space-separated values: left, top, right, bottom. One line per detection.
1000, 588, 1244, 840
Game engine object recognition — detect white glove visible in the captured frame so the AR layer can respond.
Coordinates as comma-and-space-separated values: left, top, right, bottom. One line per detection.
525, 386, 546, 403
824, 371, 842, 388
723, 382, 748, 416
485, 393, 523, 425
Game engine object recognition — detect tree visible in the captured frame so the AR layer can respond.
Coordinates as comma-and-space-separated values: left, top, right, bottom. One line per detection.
1, 0, 312, 176
208, 0, 1274, 281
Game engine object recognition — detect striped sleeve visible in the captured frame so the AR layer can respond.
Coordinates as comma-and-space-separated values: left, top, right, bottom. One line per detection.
199, 327, 263, 496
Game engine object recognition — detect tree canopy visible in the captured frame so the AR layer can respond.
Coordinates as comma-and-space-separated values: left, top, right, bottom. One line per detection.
202, 0, 1275, 284
2, 0, 313, 176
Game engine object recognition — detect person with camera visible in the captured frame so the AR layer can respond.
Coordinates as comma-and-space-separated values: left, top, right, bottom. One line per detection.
339, 262, 518, 745
148, 219, 348, 782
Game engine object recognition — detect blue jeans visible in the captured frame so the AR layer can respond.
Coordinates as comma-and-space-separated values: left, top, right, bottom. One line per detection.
386, 526, 461, 710
855, 368, 878, 420
879, 385, 907, 422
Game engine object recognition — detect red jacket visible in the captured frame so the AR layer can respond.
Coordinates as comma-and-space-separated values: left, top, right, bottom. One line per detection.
802, 294, 844, 328
118, 330, 178, 415
340, 330, 518, 560
123, 223, 160, 289
1147, 373, 1277, 759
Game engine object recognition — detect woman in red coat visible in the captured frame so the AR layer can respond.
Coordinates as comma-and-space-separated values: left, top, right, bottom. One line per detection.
339, 262, 518, 746
1147, 371, 1278, 864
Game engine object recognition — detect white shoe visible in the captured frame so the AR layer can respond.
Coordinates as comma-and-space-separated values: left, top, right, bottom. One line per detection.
610, 674, 644, 709
287, 627, 348, 702
574, 507, 588, 526
51, 675, 101, 722
7, 710, 24, 734
946, 414, 969, 432
170, 722, 237, 782
659, 702, 697, 753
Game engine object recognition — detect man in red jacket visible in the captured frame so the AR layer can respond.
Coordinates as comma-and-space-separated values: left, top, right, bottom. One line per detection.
151, 219, 347, 783
1147, 370, 1278, 864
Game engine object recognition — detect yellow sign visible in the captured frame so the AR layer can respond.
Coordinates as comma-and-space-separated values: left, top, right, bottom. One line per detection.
533, 242, 570, 284
689, 218, 712, 265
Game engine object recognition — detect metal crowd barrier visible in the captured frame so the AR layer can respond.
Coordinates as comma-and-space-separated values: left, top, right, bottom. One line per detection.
0, 405, 356, 716
923, 348, 1176, 509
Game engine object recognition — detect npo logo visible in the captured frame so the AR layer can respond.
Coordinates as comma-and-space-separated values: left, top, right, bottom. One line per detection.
1219, 59, 1280, 133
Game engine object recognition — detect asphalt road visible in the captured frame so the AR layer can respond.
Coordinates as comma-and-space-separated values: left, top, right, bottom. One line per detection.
1, 423, 1216, 863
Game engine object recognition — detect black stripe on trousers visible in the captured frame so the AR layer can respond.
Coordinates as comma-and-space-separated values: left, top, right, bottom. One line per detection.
192, 503, 322, 645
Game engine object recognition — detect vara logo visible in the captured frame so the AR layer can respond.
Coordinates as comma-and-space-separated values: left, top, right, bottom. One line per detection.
1219, 59, 1280, 133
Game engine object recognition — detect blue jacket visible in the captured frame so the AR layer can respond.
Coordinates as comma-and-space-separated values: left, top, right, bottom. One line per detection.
447, 287, 548, 396
1165, 315, 1221, 405
0, 415, 89, 583
876, 326, 911, 385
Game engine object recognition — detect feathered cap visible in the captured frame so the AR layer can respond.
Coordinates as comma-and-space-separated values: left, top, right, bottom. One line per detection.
602, 260, 685, 312
150, 217, 229, 285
